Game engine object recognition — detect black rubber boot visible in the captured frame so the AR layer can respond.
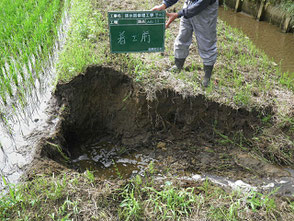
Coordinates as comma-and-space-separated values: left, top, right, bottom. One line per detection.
169, 58, 186, 72
202, 65, 213, 87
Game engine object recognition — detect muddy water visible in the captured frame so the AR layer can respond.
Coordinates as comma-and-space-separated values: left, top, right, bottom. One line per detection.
218, 6, 294, 77
70, 142, 154, 179
71, 139, 294, 197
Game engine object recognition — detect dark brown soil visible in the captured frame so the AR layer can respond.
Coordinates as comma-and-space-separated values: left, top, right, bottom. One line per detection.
56, 65, 261, 146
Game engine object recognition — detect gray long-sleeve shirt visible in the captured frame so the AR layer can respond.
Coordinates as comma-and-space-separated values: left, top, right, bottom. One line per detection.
163, 0, 216, 18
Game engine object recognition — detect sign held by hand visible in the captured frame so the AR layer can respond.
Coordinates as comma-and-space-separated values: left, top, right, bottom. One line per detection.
108, 11, 166, 53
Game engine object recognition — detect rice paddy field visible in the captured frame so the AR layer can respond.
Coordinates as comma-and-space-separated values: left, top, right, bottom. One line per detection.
0, 0, 69, 198
0, 0, 64, 111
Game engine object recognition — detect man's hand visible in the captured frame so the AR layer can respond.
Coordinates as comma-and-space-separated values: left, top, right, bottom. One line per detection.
151, 4, 178, 28
151, 4, 166, 11
165, 12, 178, 28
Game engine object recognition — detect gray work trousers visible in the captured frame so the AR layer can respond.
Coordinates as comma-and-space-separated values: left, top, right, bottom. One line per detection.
174, 0, 218, 66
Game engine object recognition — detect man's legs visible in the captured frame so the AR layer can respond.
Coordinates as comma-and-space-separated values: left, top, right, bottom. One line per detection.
171, 17, 193, 72
191, 1, 218, 86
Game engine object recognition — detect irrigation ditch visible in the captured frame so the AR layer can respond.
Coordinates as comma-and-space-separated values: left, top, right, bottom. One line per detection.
25, 65, 294, 199
222, 0, 294, 33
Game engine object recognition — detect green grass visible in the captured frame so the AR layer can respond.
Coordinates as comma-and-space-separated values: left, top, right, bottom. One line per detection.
0, 0, 65, 107
0, 174, 79, 220
56, 0, 107, 82
1, 163, 293, 220
119, 181, 197, 220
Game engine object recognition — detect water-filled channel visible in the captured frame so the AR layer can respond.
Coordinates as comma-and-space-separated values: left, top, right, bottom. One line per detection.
218, 6, 294, 77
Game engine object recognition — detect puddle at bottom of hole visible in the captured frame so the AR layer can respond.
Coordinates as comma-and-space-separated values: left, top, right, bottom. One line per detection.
70, 142, 154, 179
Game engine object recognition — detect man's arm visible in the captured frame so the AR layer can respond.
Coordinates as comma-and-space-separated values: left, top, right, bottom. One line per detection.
151, 0, 179, 11
162, 0, 180, 8
178, 0, 215, 18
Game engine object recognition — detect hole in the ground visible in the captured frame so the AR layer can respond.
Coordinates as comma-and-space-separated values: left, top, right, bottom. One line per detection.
52, 65, 265, 179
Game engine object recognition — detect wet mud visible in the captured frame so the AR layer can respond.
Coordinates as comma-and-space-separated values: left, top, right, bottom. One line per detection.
30, 65, 294, 197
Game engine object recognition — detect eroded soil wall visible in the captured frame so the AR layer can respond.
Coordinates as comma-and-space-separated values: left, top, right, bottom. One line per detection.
55, 66, 262, 151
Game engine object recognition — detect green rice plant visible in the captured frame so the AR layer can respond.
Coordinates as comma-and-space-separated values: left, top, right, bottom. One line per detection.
0, 0, 65, 109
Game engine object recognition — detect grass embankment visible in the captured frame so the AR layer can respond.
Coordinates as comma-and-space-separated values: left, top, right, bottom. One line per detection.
0, 0, 65, 110
1, 0, 294, 220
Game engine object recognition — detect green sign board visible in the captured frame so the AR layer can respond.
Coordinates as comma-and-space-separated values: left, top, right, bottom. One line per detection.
108, 11, 166, 53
